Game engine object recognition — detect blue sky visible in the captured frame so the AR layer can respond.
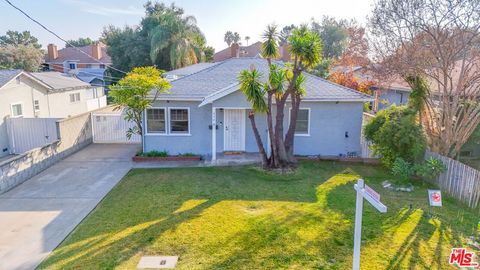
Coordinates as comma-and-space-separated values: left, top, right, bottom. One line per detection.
0, 0, 374, 51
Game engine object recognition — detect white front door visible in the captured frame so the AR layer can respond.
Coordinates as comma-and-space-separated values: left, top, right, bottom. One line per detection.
224, 109, 245, 151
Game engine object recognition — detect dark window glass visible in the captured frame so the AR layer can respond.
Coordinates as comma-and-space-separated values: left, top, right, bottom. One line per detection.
170, 109, 189, 133
295, 109, 309, 134
147, 109, 166, 133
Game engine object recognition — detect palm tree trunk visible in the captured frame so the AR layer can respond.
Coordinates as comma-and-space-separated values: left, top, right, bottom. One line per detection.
266, 92, 277, 167
248, 112, 268, 167
285, 94, 301, 163
274, 99, 289, 167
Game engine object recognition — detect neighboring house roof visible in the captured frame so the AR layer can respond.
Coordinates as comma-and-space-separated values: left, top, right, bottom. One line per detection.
334, 65, 412, 92
74, 68, 106, 84
31, 72, 91, 91
0, 69, 22, 88
164, 63, 218, 79
213, 42, 263, 62
43, 45, 111, 64
153, 57, 373, 104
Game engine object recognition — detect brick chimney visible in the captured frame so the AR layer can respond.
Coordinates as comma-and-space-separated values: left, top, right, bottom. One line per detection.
47, 44, 58, 60
91, 42, 102, 60
230, 43, 240, 58
281, 44, 291, 62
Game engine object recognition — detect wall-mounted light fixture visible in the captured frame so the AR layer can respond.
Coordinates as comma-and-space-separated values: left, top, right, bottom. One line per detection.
209, 124, 219, 130
345, 131, 349, 138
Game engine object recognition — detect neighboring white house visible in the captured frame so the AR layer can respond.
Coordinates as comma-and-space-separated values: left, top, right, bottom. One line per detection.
0, 70, 106, 158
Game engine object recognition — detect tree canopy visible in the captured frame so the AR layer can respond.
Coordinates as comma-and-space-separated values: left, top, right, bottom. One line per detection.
369, 0, 480, 158
66, 37, 93, 48
0, 30, 43, 72
0, 30, 41, 49
240, 24, 321, 169
102, 1, 211, 76
109, 66, 170, 139
224, 31, 241, 46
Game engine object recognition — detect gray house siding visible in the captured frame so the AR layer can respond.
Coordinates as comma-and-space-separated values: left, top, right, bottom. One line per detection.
284, 102, 363, 156
143, 101, 212, 156
143, 92, 363, 158
377, 89, 410, 110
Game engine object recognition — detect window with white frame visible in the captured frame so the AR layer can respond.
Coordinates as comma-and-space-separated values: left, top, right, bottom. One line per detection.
11, 103, 23, 117
169, 108, 189, 134
146, 108, 166, 133
294, 108, 310, 135
69, 93, 80, 103
34, 100, 40, 111
69, 63, 76, 70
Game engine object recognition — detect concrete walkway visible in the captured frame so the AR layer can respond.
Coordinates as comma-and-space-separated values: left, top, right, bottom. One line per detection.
0, 144, 139, 270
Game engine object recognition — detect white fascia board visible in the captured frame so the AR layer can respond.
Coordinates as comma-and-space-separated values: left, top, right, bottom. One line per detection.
198, 83, 240, 107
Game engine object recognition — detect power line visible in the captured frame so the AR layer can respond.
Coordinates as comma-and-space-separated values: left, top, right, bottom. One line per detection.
3, 0, 127, 74
45, 63, 125, 80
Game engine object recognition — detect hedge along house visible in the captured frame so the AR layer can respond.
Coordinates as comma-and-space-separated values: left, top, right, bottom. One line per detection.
142, 57, 373, 161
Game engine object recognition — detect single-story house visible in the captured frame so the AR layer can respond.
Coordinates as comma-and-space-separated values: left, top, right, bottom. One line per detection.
142, 57, 373, 160
0, 70, 106, 157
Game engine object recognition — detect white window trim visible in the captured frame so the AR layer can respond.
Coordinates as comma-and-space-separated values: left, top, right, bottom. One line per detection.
289, 107, 311, 136
145, 107, 167, 135
33, 100, 40, 112
69, 92, 81, 103
10, 102, 24, 118
168, 107, 191, 136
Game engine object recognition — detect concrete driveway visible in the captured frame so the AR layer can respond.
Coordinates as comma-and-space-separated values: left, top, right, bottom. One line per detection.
0, 144, 139, 270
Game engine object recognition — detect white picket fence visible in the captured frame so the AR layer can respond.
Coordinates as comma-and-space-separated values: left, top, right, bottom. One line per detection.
426, 151, 480, 209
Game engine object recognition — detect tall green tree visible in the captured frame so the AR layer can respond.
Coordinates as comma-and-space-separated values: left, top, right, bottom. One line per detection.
102, 25, 151, 79
203, 46, 215, 62
102, 1, 211, 75
0, 30, 41, 49
109, 67, 170, 141
146, 2, 206, 69
0, 30, 43, 71
279, 24, 296, 45
0, 45, 43, 71
239, 25, 321, 169
66, 37, 93, 48
224, 31, 234, 46
311, 17, 348, 59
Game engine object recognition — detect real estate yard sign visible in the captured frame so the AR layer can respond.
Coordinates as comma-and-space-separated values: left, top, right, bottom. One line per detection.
428, 189, 442, 207
353, 179, 387, 270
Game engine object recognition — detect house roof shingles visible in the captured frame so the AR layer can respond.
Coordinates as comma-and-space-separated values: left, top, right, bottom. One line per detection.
44, 45, 111, 64
31, 72, 91, 90
156, 57, 373, 102
0, 69, 22, 88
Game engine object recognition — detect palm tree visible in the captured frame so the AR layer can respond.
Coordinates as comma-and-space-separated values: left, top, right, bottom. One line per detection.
149, 12, 206, 69
224, 31, 234, 46
245, 36, 250, 46
233, 32, 241, 44
239, 68, 268, 166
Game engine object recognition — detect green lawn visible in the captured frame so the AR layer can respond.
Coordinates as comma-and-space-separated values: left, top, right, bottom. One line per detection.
39, 161, 479, 270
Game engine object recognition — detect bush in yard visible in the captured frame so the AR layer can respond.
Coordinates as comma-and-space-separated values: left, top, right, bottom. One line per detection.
391, 158, 414, 181
364, 105, 426, 168
391, 157, 446, 182
413, 157, 447, 181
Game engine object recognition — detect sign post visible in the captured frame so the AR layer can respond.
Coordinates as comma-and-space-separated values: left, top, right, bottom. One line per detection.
353, 179, 387, 270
